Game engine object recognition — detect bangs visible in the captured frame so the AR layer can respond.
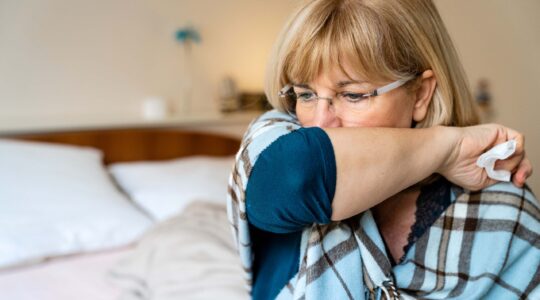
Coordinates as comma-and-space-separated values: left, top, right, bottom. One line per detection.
282, 2, 395, 86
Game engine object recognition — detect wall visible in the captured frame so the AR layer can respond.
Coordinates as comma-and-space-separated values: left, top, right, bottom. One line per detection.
0, 0, 298, 118
435, 0, 540, 193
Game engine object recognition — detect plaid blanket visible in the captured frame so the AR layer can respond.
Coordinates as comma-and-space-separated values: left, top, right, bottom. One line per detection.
227, 110, 540, 299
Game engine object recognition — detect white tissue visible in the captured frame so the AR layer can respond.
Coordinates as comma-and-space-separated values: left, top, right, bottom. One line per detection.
476, 139, 517, 182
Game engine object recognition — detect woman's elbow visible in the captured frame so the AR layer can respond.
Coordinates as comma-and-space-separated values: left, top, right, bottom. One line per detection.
330, 201, 348, 221
330, 196, 368, 221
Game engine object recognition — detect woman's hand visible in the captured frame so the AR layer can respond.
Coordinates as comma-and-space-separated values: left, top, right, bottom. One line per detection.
438, 124, 532, 191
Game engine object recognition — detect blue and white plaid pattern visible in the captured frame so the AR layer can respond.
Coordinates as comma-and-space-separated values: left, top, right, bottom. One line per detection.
227, 110, 540, 299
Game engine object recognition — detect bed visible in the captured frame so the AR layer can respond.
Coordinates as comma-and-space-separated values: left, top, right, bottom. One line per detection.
0, 128, 249, 300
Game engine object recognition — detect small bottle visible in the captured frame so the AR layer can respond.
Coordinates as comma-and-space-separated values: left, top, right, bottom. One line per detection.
219, 77, 239, 113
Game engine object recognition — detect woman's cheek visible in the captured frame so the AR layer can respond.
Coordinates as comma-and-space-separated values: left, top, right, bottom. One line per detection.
340, 112, 384, 128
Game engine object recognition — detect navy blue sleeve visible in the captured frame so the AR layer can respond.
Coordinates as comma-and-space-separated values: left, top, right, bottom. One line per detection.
245, 127, 336, 234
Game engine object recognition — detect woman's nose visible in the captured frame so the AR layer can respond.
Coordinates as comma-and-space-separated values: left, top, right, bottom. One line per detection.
312, 99, 341, 128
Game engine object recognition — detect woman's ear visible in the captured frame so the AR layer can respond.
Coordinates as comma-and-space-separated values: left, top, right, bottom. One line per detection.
413, 70, 437, 122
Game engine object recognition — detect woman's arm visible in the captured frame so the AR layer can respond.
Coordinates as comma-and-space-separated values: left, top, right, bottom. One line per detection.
328, 124, 531, 220
241, 111, 531, 230
328, 126, 450, 221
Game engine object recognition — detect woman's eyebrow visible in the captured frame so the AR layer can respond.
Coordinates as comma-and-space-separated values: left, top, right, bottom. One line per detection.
292, 83, 313, 89
337, 80, 366, 87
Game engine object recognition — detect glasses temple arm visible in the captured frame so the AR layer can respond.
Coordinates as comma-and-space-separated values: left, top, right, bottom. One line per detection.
373, 79, 410, 96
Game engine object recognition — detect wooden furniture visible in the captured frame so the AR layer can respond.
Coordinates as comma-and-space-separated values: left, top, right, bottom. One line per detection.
3, 128, 241, 165
0, 112, 261, 163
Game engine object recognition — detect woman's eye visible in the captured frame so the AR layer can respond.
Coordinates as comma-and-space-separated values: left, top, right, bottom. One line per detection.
295, 92, 316, 101
341, 93, 366, 102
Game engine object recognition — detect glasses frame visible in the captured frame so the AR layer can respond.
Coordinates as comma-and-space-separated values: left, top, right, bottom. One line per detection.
279, 75, 419, 105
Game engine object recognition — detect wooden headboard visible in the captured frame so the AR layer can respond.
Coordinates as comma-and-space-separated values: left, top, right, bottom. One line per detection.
4, 128, 241, 165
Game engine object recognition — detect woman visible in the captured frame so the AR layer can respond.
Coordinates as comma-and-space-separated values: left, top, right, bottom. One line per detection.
227, 0, 539, 299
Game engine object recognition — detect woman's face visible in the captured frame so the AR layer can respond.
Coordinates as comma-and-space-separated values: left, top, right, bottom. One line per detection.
295, 63, 424, 129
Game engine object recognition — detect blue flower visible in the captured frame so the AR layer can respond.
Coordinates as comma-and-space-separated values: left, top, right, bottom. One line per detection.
175, 27, 201, 44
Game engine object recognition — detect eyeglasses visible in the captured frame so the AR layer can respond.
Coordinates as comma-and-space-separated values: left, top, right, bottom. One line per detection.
279, 77, 416, 113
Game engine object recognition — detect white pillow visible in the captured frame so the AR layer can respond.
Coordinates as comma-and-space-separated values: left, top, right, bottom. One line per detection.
0, 139, 153, 269
109, 156, 234, 222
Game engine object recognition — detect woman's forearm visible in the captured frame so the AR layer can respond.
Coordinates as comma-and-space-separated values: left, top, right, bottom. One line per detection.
326, 126, 456, 221
241, 111, 529, 227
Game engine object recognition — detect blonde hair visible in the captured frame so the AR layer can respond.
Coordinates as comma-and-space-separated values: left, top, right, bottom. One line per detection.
265, 0, 479, 127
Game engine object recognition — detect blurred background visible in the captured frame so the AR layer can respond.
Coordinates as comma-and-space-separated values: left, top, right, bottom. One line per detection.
0, 0, 538, 192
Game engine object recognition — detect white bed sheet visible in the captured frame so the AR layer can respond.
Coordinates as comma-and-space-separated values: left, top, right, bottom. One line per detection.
0, 246, 135, 300
0, 202, 248, 300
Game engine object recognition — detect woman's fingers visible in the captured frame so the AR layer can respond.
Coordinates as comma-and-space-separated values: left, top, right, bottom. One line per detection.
494, 136, 524, 168
494, 154, 522, 172
494, 154, 532, 187
512, 157, 533, 187
496, 125, 509, 144
483, 125, 531, 188
506, 127, 525, 148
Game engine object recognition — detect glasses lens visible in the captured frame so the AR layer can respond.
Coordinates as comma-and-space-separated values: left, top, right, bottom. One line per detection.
290, 88, 317, 109
336, 93, 372, 112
